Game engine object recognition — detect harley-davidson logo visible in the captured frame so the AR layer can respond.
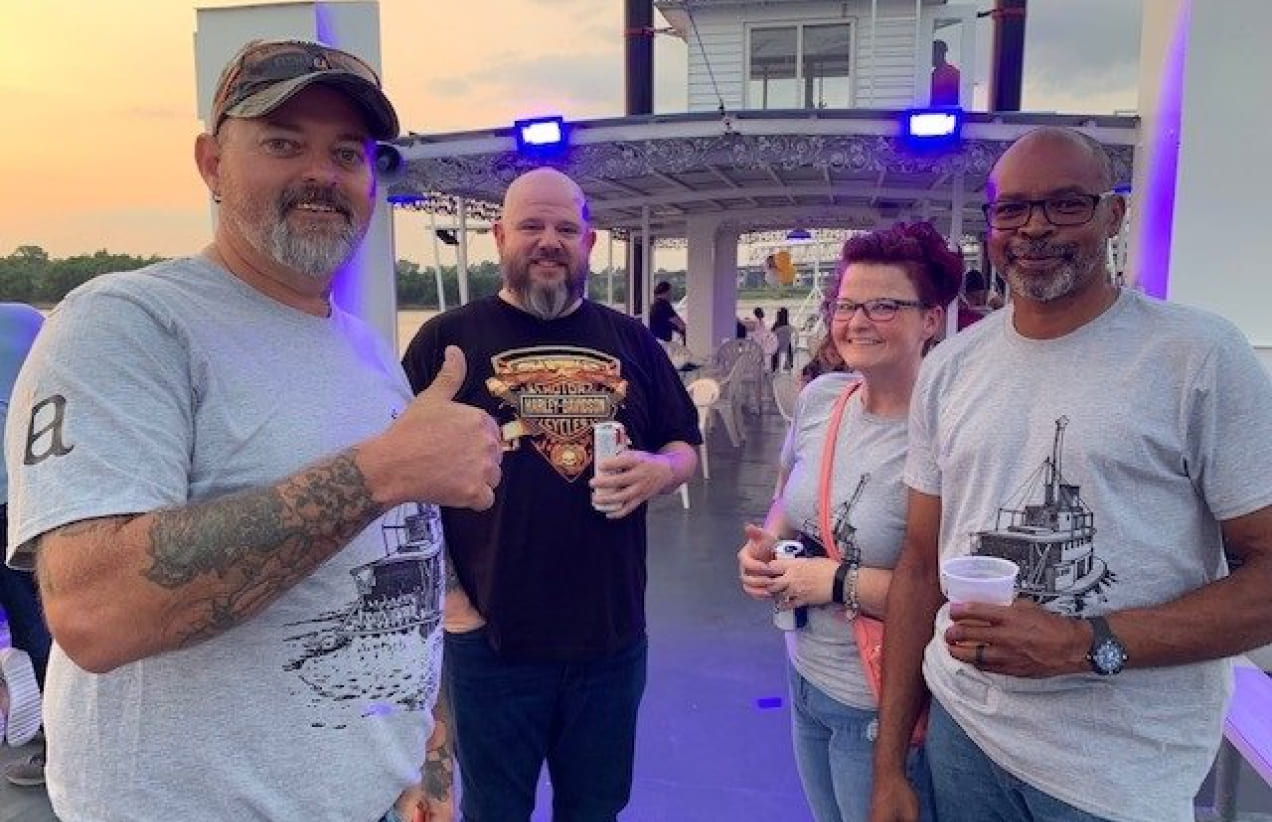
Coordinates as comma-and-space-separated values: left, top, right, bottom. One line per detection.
486, 346, 627, 480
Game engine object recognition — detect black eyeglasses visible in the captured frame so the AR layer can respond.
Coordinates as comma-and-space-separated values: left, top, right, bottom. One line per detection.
981, 191, 1116, 230
831, 298, 929, 322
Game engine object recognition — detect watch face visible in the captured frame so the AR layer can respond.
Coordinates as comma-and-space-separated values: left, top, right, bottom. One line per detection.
1092, 639, 1126, 674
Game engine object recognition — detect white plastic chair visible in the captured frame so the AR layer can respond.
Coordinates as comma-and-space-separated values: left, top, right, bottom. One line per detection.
685, 377, 729, 480
694, 364, 747, 447
771, 372, 800, 424
711, 339, 765, 414
661, 339, 694, 370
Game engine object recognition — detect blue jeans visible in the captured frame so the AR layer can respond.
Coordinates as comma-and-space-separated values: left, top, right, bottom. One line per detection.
0, 507, 51, 689
444, 628, 647, 822
788, 666, 935, 822
926, 697, 1112, 822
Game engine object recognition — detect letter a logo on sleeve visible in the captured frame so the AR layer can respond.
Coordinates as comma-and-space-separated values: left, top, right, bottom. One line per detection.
24, 395, 75, 465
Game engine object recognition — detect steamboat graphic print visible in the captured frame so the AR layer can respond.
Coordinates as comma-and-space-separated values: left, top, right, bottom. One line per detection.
282, 503, 444, 727
800, 473, 870, 561
971, 417, 1116, 614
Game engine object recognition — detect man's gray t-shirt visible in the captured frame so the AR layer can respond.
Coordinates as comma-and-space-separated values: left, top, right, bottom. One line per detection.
906, 289, 1272, 822
780, 372, 909, 709
5, 258, 443, 821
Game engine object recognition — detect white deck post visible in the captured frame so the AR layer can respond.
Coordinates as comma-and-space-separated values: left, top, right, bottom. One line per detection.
1133, 0, 1272, 373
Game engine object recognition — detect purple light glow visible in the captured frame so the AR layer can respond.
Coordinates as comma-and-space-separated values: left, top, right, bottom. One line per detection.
313, 3, 335, 47
1136, 0, 1190, 299
311, 5, 377, 324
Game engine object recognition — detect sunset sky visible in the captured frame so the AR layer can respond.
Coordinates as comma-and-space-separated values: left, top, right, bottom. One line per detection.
0, 0, 1142, 268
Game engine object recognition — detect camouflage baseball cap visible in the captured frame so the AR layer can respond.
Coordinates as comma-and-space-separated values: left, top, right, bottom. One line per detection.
210, 39, 399, 140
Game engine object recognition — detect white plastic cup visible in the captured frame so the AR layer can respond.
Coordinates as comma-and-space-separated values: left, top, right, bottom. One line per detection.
940, 556, 1019, 606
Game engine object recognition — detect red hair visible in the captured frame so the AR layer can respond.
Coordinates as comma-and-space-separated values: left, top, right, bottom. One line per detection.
830, 222, 965, 309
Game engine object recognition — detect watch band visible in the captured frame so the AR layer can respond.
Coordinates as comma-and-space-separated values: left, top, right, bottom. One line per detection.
1087, 615, 1113, 648
832, 562, 851, 605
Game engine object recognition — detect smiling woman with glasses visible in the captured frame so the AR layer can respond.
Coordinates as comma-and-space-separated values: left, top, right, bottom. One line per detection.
736, 221, 962, 822
831, 298, 931, 323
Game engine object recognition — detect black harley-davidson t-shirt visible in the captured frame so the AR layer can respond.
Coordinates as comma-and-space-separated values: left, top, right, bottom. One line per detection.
402, 296, 701, 661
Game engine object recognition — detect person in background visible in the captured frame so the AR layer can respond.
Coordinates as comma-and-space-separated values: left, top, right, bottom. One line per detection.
870, 127, 1272, 822
649, 280, 687, 346
751, 306, 780, 369
4, 39, 503, 821
798, 333, 848, 387
771, 306, 796, 372
739, 222, 962, 822
0, 302, 50, 787
930, 40, 960, 106
401, 167, 701, 822
955, 269, 994, 331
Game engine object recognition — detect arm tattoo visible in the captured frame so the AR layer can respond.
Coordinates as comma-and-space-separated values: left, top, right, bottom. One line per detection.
424, 683, 455, 805
423, 744, 454, 806
144, 449, 383, 648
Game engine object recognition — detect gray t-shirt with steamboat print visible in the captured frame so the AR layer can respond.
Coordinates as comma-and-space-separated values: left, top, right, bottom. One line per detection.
780, 372, 911, 710
5, 257, 443, 821
906, 289, 1272, 822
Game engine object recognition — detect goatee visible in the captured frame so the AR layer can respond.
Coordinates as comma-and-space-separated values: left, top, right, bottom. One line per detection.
505, 256, 589, 320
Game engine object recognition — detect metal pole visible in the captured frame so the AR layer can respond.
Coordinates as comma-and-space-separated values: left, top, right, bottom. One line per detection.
624, 0, 654, 116
637, 206, 651, 317
428, 209, 446, 313
456, 199, 470, 306
607, 232, 615, 306
947, 169, 966, 339
989, 0, 1027, 112
869, 0, 878, 105
915, 0, 924, 105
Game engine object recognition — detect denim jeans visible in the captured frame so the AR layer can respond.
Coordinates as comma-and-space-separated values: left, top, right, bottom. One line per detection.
926, 697, 1113, 822
788, 666, 935, 822
0, 507, 51, 689
444, 628, 647, 822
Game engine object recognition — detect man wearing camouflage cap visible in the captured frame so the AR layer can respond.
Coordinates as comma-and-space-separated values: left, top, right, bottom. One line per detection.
4, 39, 501, 821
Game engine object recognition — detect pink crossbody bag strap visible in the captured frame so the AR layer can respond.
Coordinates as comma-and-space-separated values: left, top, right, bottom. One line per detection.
816, 380, 928, 746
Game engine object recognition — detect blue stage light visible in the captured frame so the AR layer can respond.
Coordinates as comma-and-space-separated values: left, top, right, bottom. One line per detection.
386, 192, 427, 207
515, 116, 568, 155
900, 108, 964, 149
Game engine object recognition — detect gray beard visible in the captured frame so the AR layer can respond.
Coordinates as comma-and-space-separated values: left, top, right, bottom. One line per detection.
1005, 246, 1105, 303
267, 220, 361, 280
1007, 262, 1079, 302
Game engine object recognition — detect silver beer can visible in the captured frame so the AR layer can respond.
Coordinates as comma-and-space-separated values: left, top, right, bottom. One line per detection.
772, 539, 807, 630
593, 422, 627, 512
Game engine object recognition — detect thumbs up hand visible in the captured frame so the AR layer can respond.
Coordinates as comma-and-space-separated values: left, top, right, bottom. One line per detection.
359, 346, 502, 511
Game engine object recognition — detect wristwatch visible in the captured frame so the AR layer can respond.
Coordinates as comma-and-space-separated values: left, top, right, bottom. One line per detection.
1085, 615, 1128, 676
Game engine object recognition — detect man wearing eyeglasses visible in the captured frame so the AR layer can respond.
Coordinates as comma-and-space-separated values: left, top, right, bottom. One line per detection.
870, 127, 1272, 822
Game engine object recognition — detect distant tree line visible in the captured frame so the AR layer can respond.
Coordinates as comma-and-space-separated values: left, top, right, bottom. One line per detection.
395, 259, 634, 309
0, 246, 642, 310
0, 246, 166, 305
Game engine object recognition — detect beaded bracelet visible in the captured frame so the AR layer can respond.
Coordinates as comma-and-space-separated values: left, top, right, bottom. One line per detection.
843, 565, 861, 620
